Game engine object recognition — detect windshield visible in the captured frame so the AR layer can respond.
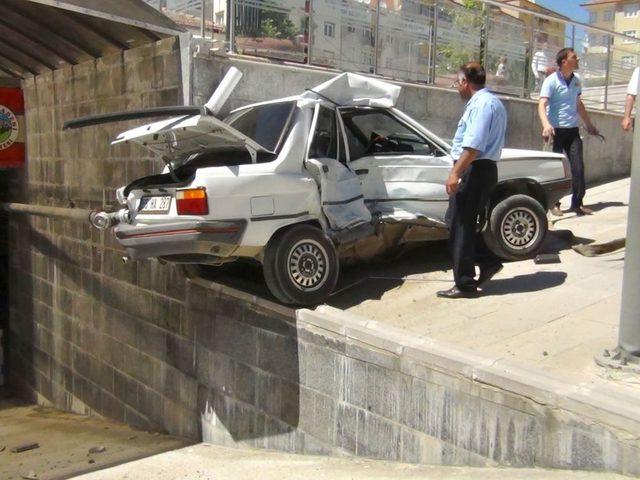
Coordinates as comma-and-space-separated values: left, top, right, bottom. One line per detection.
224, 101, 296, 152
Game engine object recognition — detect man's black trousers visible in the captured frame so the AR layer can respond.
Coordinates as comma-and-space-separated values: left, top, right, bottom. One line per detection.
552, 127, 585, 209
445, 159, 502, 291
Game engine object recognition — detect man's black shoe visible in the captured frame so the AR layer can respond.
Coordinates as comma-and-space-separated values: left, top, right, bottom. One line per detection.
436, 286, 479, 299
477, 264, 503, 287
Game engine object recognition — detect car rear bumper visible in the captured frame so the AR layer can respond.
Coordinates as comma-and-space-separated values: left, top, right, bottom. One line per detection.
114, 220, 247, 260
540, 178, 572, 209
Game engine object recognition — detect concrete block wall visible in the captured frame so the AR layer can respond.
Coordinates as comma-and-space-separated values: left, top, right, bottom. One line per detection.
193, 55, 632, 186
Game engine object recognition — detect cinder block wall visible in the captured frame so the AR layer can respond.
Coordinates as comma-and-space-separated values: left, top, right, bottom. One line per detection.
6, 39, 638, 475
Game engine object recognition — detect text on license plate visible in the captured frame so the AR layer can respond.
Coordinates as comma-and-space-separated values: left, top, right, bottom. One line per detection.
139, 195, 172, 213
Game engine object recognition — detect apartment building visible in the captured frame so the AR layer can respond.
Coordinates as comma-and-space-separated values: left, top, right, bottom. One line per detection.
582, 0, 640, 76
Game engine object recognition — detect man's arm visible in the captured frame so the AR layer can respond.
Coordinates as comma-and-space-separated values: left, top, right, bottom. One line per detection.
622, 94, 635, 131
537, 97, 555, 140
446, 147, 479, 195
577, 97, 598, 135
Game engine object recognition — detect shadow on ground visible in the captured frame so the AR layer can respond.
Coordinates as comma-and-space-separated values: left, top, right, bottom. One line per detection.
480, 271, 567, 296
196, 229, 584, 309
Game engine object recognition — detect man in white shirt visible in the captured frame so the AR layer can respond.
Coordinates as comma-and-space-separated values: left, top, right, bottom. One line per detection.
532, 48, 549, 92
622, 66, 639, 131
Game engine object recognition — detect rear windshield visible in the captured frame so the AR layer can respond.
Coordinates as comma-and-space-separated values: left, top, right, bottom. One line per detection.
224, 101, 295, 152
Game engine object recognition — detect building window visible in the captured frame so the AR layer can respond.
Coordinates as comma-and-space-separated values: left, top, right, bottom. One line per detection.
602, 34, 610, 46
589, 11, 597, 23
604, 9, 614, 21
623, 30, 637, 42
624, 3, 639, 17
324, 21, 335, 37
622, 55, 636, 69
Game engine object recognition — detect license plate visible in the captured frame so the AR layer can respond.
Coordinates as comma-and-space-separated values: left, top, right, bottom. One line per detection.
139, 195, 172, 213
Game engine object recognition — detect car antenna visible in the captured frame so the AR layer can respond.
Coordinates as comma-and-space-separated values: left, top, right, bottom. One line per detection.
306, 89, 342, 107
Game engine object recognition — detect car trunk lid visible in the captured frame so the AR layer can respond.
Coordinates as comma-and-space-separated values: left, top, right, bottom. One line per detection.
112, 114, 271, 166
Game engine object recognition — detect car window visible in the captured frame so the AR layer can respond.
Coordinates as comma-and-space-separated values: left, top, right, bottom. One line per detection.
340, 109, 437, 160
224, 101, 295, 154
309, 106, 338, 160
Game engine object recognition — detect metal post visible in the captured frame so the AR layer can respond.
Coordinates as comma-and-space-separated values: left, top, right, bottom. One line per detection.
595, 72, 640, 372
201, 0, 206, 38
373, 1, 380, 74
524, 26, 535, 98
307, 0, 313, 65
604, 35, 613, 110
481, 2, 489, 69
429, 0, 438, 85
227, 0, 236, 53
571, 25, 575, 49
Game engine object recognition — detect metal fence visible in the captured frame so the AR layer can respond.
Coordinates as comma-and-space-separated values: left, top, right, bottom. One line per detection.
144, 0, 640, 113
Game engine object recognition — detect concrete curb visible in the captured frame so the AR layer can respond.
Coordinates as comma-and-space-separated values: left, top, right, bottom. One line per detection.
298, 305, 640, 436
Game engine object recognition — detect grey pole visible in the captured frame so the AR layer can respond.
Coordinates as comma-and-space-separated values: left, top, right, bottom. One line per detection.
201, 0, 206, 38
227, 0, 236, 53
604, 35, 613, 110
307, 0, 313, 65
373, 2, 380, 74
595, 71, 640, 372
429, 1, 438, 85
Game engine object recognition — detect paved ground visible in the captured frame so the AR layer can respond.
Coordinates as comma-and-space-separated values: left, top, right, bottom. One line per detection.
0, 398, 190, 480
74, 443, 627, 480
328, 178, 632, 387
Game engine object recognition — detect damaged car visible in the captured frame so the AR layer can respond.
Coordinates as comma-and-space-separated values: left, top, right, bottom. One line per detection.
65, 68, 572, 306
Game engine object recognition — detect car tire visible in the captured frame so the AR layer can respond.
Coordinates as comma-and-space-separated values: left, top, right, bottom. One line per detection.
263, 224, 339, 306
483, 194, 548, 261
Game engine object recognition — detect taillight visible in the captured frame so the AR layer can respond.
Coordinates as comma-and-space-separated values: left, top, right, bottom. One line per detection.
176, 188, 209, 215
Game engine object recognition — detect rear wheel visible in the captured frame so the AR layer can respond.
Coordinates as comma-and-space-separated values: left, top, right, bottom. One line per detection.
263, 225, 339, 306
483, 194, 547, 261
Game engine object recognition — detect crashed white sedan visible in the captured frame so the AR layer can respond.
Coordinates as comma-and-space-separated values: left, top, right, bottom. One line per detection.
66, 69, 571, 305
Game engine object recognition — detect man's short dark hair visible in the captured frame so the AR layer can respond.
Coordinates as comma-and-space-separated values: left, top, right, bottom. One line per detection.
556, 48, 574, 67
459, 62, 486, 87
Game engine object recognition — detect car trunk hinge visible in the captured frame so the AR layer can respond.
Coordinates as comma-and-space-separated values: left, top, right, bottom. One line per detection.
161, 155, 180, 182
246, 143, 257, 164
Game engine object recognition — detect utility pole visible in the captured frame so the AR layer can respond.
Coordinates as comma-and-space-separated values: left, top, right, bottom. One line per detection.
595, 73, 640, 373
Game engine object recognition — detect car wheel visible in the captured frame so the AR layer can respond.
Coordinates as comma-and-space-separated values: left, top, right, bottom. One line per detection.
483, 194, 548, 261
263, 224, 339, 306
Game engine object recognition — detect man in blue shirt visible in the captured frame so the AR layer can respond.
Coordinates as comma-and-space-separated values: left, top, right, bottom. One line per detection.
437, 62, 507, 299
538, 48, 599, 216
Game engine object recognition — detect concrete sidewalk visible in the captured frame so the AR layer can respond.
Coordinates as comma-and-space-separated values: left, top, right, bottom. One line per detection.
329, 177, 631, 389
74, 443, 627, 479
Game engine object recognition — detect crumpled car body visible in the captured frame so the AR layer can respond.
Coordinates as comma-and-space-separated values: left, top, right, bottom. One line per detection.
71, 70, 572, 305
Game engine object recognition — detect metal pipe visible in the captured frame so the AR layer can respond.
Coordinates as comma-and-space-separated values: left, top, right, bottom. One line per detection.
1, 203, 93, 223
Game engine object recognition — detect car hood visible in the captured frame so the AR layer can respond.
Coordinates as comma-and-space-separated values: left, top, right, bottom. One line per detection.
501, 148, 565, 160
111, 114, 270, 163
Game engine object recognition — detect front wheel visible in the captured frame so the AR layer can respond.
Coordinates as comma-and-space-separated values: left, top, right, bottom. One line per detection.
263, 224, 339, 306
483, 194, 548, 261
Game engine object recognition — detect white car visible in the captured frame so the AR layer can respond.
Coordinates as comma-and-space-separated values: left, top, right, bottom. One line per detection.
66, 69, 571, 305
